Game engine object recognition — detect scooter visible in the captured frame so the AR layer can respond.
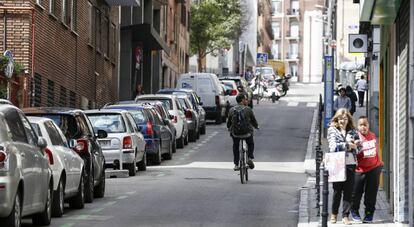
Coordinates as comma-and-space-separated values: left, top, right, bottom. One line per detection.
275, 74, 291, 97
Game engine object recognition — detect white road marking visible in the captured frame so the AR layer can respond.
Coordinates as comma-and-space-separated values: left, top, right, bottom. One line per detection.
151, 162, 305, 173
306, 102, 317, 107
287, 102, 299, 106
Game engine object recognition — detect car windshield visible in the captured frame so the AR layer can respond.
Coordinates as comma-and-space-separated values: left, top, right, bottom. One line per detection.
87, 114, 126, 133
35, 114, 79, 140
138, 98, 173, 110
128, 110, 147, 124
221, 81, 234, 90
255, 68, 273, 74
30, 123, 43, 136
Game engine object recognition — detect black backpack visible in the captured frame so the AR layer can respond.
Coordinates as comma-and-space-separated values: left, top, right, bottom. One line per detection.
232, 107, 250, 136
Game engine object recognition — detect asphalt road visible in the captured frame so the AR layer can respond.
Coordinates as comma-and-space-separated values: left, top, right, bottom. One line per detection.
23, 83, 323, 227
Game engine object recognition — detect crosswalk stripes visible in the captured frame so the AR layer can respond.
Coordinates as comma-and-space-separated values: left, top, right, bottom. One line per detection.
255, 99, 318, 108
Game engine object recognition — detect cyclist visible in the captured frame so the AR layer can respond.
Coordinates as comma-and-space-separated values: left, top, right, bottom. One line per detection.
227, 94, 259, 171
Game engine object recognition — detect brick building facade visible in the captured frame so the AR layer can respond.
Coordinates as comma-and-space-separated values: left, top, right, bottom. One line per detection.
0, 0, 119, 108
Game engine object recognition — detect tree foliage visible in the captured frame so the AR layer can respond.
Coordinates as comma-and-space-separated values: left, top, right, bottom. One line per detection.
190, 0, 246, 71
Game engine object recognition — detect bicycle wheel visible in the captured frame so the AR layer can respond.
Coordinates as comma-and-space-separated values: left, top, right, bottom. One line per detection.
239, 150, 245, 184
244, 149, 248, 182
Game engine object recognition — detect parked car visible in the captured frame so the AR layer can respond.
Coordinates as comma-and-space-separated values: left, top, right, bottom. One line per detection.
219, 75, 254, 108
135, 94, 189, 148
23, 107, 107, 203
175, 95, 200, 142
176, 73, 226, 124
28, 116, 85, 217
157, 88, 207, 135
85, 109, 146, 176
0, 102, 53, 227
104, 104, 174, 165
135, 100, 177, 153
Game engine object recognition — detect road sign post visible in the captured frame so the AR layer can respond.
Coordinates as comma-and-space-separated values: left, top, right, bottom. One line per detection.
323, 56, 334, 129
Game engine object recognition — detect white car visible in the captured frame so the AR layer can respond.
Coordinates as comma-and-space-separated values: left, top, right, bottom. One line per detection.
220, 79, 239, 107
28, 116, 85, 217
136, 94, 189, 148
85, 109, 146, 176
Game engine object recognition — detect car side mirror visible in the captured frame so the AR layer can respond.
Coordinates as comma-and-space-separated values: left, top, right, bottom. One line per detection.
169, 114, 174, 120
163, 119, 169, 125
199, 101, 203, 106
97, 129, 108, 139
37, 137, 47, 149
68, 139, 78, 149
137, 126, 142, 131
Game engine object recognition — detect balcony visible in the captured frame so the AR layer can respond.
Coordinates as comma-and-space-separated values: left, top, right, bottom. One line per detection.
286, 8, 300, 20
286, 53, 300, 62
270, 53, 281, 60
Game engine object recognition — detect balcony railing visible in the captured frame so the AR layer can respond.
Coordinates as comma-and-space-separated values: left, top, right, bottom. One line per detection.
286, 31, 300, 40
286, 9, 300, 19
286, 53, 300, 61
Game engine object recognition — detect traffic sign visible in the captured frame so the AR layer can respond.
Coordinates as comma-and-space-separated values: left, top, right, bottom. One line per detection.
256, 53, 268, 65
3, 50, 14, 79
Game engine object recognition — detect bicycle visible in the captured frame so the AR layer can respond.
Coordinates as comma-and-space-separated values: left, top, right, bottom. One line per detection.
239, 139, 249, 184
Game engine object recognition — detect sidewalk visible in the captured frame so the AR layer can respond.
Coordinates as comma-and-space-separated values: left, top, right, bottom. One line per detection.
299, 105, 396, 227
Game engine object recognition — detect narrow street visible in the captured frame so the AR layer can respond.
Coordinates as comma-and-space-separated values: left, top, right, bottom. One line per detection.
20, 83, 323, 227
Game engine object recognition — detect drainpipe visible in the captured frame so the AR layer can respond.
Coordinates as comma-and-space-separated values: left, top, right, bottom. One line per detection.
0, 6, 35, 107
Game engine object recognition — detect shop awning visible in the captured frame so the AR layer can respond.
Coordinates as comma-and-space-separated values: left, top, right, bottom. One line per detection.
122, 23, 170, 55
360, 0, 401, 24
105, 0, 140, 6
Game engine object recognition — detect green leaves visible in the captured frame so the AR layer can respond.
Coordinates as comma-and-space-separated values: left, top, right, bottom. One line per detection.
190, 0, 244, 61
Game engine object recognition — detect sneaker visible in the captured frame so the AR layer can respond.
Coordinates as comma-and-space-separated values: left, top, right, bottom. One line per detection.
342, 217, 351, 225
233, 165, 240, 171
247, 159, 255, 169
363, 212, 374, 223
350, 210, 362, 223
330, 214, 337, 224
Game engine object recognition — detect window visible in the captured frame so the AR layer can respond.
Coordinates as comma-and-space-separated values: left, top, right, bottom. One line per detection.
290, 21, 299, 37
62, 0, 71, 25
109, 23, 116, 61
69, 91, 76, 108
102, 17, 109, 56
44, 121, 65, 146
289, 42, 299, 58
291, 0, 299, 14
181, 5, 186, 26
33, 73, 42, 107
36, 0, 43, 6
272, 0, 282, 15
49, 0, 56, 15
272, 22, 280, 38
4, 109, 27, 143
271, 41, 279, 59
59, 86, 67, 107
47, 79, 55, 107
20, 113, 37, 145
95, 9, 101, 52
71, 0, 77, 31
87, 2, 94, 45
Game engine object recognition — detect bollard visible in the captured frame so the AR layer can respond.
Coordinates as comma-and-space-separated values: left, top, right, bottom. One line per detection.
315, 146, 321, 212
321, 166, 329, 227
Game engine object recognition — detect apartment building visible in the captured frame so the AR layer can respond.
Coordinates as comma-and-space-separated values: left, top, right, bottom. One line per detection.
270, 0, 323, 82
0, 0, 120, 108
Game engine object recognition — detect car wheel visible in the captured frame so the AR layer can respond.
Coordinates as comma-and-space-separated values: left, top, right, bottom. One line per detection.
152, 143, 162, 165
137, 152, 147, 171
162, 142, 173, 160
52, 177, 64, 217
200, 124, 206, 135
196, 128, 200, 139
69, 171, 85, 209
172, 140, 177, 153
84, 168, 94, 203
184, 133, 189, 145
189, 130, 197, 142
94, 168, 105, 198
0, 191, 21, 227
176, 135, 184, 148
127, 162, 136, 176
32, 182, 52, 226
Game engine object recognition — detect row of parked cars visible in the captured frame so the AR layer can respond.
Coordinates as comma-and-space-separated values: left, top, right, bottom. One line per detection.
0, 73, 250, 227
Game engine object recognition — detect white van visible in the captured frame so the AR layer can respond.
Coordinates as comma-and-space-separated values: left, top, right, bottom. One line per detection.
176, 73, 226, 124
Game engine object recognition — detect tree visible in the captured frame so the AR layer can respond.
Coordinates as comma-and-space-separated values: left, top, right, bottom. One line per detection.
190, 0, 246, 72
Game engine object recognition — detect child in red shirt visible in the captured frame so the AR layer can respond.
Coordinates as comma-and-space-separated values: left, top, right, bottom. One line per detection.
350, 116, 383, 223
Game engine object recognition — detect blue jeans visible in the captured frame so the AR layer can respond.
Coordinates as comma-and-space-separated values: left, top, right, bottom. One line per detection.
232, 135, 254, 165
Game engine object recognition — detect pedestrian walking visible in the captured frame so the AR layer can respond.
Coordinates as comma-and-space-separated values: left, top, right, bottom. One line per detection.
333, 87, 352, 113
350, 116, 383, 224
355, 75, 368, 107
345, 86, 358, 115
327, 108, 359, 225
134, 84, 145, 100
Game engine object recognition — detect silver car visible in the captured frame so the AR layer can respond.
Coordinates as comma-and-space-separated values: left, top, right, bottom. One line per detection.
176, 95, 200, 142
86, 110, 146, 176
0, 102, 53, 227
